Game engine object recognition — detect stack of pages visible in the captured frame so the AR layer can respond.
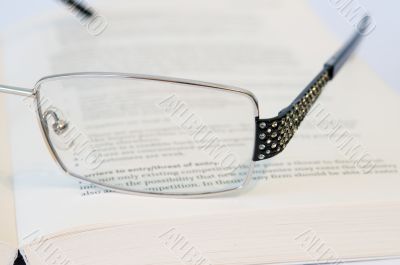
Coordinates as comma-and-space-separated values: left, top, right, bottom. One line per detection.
0, 0, 399, 265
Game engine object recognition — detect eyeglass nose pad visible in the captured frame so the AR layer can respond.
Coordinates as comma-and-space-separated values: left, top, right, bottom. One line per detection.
43, 109, 69, 135
43, 109, 75, 150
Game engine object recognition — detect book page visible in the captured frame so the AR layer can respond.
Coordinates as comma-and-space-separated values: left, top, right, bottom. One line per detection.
20, 204, 400, 265
1, 0, 399, 246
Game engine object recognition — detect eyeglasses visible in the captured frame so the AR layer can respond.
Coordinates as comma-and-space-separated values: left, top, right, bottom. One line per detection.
0, 6, 369, 197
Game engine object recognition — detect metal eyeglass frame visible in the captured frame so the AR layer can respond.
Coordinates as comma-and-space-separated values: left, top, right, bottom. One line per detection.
0, 4, 370, 197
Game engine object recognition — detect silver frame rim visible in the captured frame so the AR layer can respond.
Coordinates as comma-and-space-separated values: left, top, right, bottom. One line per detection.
34, 72, 260, 198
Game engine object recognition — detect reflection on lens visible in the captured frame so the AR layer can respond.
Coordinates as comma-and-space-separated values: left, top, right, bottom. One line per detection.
37, 75, 256, 195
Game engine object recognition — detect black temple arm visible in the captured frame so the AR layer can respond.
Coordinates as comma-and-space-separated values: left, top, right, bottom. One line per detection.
254, 16, 370, 161
59, 0, 94, 18
324, 15, 370, 79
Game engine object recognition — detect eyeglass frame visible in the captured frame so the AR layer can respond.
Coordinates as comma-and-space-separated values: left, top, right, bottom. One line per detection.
0, 6, 370, 197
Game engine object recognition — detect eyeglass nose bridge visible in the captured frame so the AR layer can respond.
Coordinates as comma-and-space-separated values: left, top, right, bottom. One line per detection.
43, 109, 69, 135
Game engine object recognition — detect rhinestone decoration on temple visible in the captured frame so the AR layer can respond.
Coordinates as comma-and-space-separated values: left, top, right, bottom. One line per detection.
254, 71, 329, 161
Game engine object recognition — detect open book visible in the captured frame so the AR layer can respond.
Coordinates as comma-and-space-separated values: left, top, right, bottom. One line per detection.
1, 1, 400, 265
